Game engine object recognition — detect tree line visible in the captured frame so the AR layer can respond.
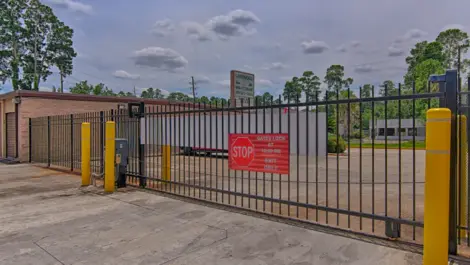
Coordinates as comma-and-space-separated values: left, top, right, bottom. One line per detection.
279, 28, 469, 134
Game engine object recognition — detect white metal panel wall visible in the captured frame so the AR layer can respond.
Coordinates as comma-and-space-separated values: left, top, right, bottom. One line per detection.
141, 111, 327, 156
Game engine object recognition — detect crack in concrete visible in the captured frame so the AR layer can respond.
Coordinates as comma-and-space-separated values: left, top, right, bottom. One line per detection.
33, 241, 65, 265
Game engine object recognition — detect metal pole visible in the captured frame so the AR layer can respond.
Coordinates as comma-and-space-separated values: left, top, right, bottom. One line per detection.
446, 70, 459, 255
47, 116, 50, 167
70, 114, 73, 171
28, 118, 32, 163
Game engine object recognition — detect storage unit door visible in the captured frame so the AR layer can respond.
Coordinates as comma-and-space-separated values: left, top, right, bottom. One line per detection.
6, 112, 16, 158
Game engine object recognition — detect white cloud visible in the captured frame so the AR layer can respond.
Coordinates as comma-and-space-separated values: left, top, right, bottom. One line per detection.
132, 47, 188, 72
207, 9, 260, 40
228, 9, 260, 26
261, 62, 288, 71
152, 19, 175, 37
354, 64, 376, 74
351, 41, 361, 48
393, 28, 427, 43
388, 46, 405, 57
301, 40, 329, 54
404, 28, 427, 40
243, 65, 253, 70
194, 75, 210, 84
46, 0, 92, 15
256, 79, 273, 87
393, 36, 405, 44
113, 70, 140, 80
181, 21, 211, 41
442, 24, 465, 31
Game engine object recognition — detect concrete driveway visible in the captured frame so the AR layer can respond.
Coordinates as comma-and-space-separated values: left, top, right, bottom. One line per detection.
0, 163, 426, 265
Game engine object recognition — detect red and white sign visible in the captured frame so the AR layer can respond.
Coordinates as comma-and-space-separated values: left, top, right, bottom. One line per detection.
228, 133, 289, 174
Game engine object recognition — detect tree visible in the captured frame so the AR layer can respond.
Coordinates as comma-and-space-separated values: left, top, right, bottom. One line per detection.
299, 71, 321, 101
117, 91, 134, 97
361, 84, 373, 98
0, 0, 28, 91
283, 77, 302, 102
69, 80, 93, 94
0, 0, 76, 91
168, 92, 190, 102
47, 20, 76, 92
412, 59, 445, 92
406, 41, 429, 72
405, 41, 446, 86
379, 80, 399, 96
92, 83, 115, 96
324, 65, 347, 94
323, 65, 353, 133
198, 96, 210, 104
141, 87, 164, 99
436, 28, 470, 70
69, 81, 116, 96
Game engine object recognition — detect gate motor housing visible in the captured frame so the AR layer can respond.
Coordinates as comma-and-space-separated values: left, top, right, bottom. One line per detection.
115, 138, 129, 188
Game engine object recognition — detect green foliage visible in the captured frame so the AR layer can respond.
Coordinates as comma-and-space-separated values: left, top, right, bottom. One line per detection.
69, 80, 92, 94
140, 87, 164, 99
0, 0, 76, 90
436, 28, 469, 70
117, 91, 134, 97
327, 134, 346, 153
324, 65, 353, 93
69, 81, 118, 96
299, 71, 321, 100
283, 77, 302, 102
412, 59, 445, 92
255, 92, 274, 105
198, 96, 210, 104
168, 92, 191, 102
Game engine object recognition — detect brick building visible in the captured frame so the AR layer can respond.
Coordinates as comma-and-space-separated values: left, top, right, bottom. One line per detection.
0, 90, 180, 162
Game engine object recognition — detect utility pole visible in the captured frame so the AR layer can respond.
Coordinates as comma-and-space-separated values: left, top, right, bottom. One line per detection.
33, 26, 38, 91
458, 46, 461, 79
191, 76, 196, 104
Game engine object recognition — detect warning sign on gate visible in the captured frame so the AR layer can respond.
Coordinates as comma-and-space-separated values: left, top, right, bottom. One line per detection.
228, 134, 289, 174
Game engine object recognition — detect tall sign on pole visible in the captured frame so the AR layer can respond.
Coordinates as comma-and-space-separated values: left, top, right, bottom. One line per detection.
230, 70, 255, 106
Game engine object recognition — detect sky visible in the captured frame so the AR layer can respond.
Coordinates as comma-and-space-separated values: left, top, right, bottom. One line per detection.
2, 0, 470, 98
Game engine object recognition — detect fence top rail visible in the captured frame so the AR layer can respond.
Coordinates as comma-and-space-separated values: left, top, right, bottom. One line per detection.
27, 91, 444, 120
145, 92, 444, 116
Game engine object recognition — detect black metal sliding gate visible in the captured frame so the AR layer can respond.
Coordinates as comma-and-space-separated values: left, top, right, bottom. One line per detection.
131, 86, 445, 247
32, 71, 470, 253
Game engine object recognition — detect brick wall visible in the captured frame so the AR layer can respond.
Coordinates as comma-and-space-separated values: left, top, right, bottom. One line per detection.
18, 97, 122, 162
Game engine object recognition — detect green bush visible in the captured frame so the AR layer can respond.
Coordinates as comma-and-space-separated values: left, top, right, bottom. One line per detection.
327, 134, 346, 153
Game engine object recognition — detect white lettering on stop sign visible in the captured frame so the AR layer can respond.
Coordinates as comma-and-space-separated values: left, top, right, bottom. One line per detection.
233, 146, 254, 158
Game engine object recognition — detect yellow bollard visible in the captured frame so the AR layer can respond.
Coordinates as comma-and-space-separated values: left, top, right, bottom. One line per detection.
458, 115, 468, 239
81, 123, 91, 186
162, 145, 171, 181
423, 108, 451, 265
104, 121, 115, 193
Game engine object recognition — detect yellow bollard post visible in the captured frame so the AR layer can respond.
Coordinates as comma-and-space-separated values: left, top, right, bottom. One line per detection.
162, 145, 171, 181
104, 121, 115, 193
423, 108, 451, 265
458, 115, 468, 239
81, 122, 91, 186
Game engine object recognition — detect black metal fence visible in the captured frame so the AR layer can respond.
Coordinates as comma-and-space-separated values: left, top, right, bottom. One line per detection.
29, 72, 470, 254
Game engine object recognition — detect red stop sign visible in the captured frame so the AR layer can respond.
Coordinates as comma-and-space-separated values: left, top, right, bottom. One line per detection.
230, 137, 255, 167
